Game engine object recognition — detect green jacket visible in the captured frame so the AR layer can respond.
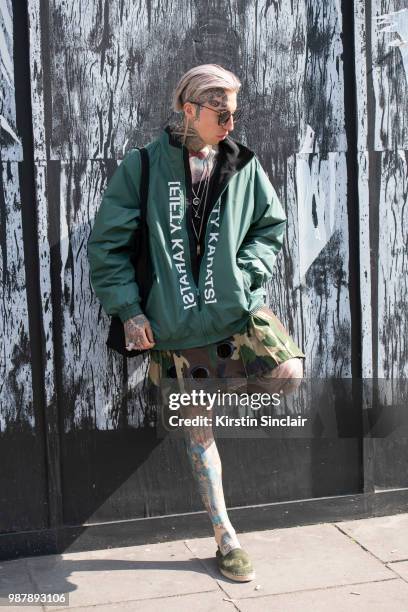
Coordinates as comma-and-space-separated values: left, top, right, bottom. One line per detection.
87, 126, 287, 350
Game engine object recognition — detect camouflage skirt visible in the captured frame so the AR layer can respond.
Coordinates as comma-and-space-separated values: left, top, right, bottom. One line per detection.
148, 306, 305, 389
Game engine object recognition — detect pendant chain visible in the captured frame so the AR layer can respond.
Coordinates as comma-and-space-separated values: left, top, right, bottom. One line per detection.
191, 173, 211, 254
190, 149, 216, 255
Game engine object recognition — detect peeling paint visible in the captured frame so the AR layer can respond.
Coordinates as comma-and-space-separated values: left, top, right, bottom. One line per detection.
0, 163, 34, 430
296, 152, 337, 280
0, 0, 23, 158
6, 0, 401, 431
375, 9, 408, 79
0, 114, 21, 145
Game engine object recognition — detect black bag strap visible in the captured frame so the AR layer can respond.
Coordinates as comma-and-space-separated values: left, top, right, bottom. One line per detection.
106, 146, 151, 358
138, 147, 149, 226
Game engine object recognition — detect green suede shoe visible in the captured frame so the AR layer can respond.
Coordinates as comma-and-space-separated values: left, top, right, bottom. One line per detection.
216, 547, 256, 582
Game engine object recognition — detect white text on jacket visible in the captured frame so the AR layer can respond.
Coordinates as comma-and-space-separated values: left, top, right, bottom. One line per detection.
168, 182, 197, 309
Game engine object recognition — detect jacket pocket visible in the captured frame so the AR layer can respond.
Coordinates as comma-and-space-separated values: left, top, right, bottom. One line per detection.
202, 263, 251, 337
238, 266, 266, 314
144, 272, 158, 313
228, 262, 250, 314
144, 271, 198, 344
239, 267, 251, 303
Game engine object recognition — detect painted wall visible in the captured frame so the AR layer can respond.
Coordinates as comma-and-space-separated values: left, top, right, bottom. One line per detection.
354, 1, 408, 491
0, 0, 407, 539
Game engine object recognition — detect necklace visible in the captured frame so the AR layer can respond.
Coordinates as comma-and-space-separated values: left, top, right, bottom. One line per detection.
165, 131, 218, 257
191, 150, 215, 210
191, 158, 209, 210
191, 170, 212, 255
192, 177, 210, 218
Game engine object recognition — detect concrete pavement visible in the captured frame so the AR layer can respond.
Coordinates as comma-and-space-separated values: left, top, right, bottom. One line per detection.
1, 513, 408, 611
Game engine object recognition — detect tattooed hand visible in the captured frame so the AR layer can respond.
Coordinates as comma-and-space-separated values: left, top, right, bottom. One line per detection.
124, 314, 155, 350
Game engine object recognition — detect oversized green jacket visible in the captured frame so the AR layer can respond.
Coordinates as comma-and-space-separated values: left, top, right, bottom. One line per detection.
87, 126, 287, 350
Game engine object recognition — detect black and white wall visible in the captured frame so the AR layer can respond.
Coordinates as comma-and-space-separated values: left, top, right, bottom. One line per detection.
0, 0, 407, 558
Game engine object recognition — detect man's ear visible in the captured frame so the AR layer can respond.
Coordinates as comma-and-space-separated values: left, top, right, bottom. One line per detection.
182, 102, 193, 120
183, 101, 198, 123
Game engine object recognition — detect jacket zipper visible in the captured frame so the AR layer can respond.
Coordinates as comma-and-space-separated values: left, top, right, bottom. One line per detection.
181, 147, 247, 318
196, 287, 202, 309
181, 146, 207, 349
182, 147, 222, 285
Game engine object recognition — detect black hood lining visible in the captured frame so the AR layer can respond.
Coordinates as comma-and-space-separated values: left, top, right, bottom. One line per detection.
164, 125, 255, 202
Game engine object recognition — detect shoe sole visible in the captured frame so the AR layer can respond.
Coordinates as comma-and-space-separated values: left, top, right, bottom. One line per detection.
219, 567, 256, 582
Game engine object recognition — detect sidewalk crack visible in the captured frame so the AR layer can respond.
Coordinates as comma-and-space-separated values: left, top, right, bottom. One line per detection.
334, 522, 406, 581
183, 540, 244, 611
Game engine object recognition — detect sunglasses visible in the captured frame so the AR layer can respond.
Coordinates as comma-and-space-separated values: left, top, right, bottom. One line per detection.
186, 100, 243, 126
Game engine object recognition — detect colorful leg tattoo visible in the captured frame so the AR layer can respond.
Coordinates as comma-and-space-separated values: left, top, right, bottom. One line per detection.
181, 405, 241, 556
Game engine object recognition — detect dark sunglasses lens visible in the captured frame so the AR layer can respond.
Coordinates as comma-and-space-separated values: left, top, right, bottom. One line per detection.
219, 109, 242, 125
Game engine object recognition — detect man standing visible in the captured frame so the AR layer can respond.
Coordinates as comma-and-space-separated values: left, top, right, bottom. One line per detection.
88, 64, 305, 582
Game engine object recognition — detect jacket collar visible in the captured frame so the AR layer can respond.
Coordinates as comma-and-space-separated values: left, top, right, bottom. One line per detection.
160, 125, 255, 184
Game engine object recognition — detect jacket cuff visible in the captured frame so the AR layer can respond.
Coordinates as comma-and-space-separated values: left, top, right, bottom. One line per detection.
117, 302, 144, 323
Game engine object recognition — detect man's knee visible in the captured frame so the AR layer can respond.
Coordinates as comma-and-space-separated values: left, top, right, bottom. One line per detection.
280, 357, 304, 379
248, 358, 304, 395
261, 357, 303, 380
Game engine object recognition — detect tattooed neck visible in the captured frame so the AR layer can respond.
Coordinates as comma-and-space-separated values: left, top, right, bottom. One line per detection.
167, 119, 209, 152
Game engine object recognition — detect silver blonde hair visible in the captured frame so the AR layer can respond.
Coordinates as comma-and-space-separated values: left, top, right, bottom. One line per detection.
171, 64, 241, 145
172, 64, 241, 112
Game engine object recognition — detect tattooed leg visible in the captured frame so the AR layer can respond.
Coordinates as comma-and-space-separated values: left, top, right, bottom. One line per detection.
180, 403, 241, 556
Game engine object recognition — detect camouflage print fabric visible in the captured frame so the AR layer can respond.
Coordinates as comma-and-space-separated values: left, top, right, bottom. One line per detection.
148, 306, 305, 392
